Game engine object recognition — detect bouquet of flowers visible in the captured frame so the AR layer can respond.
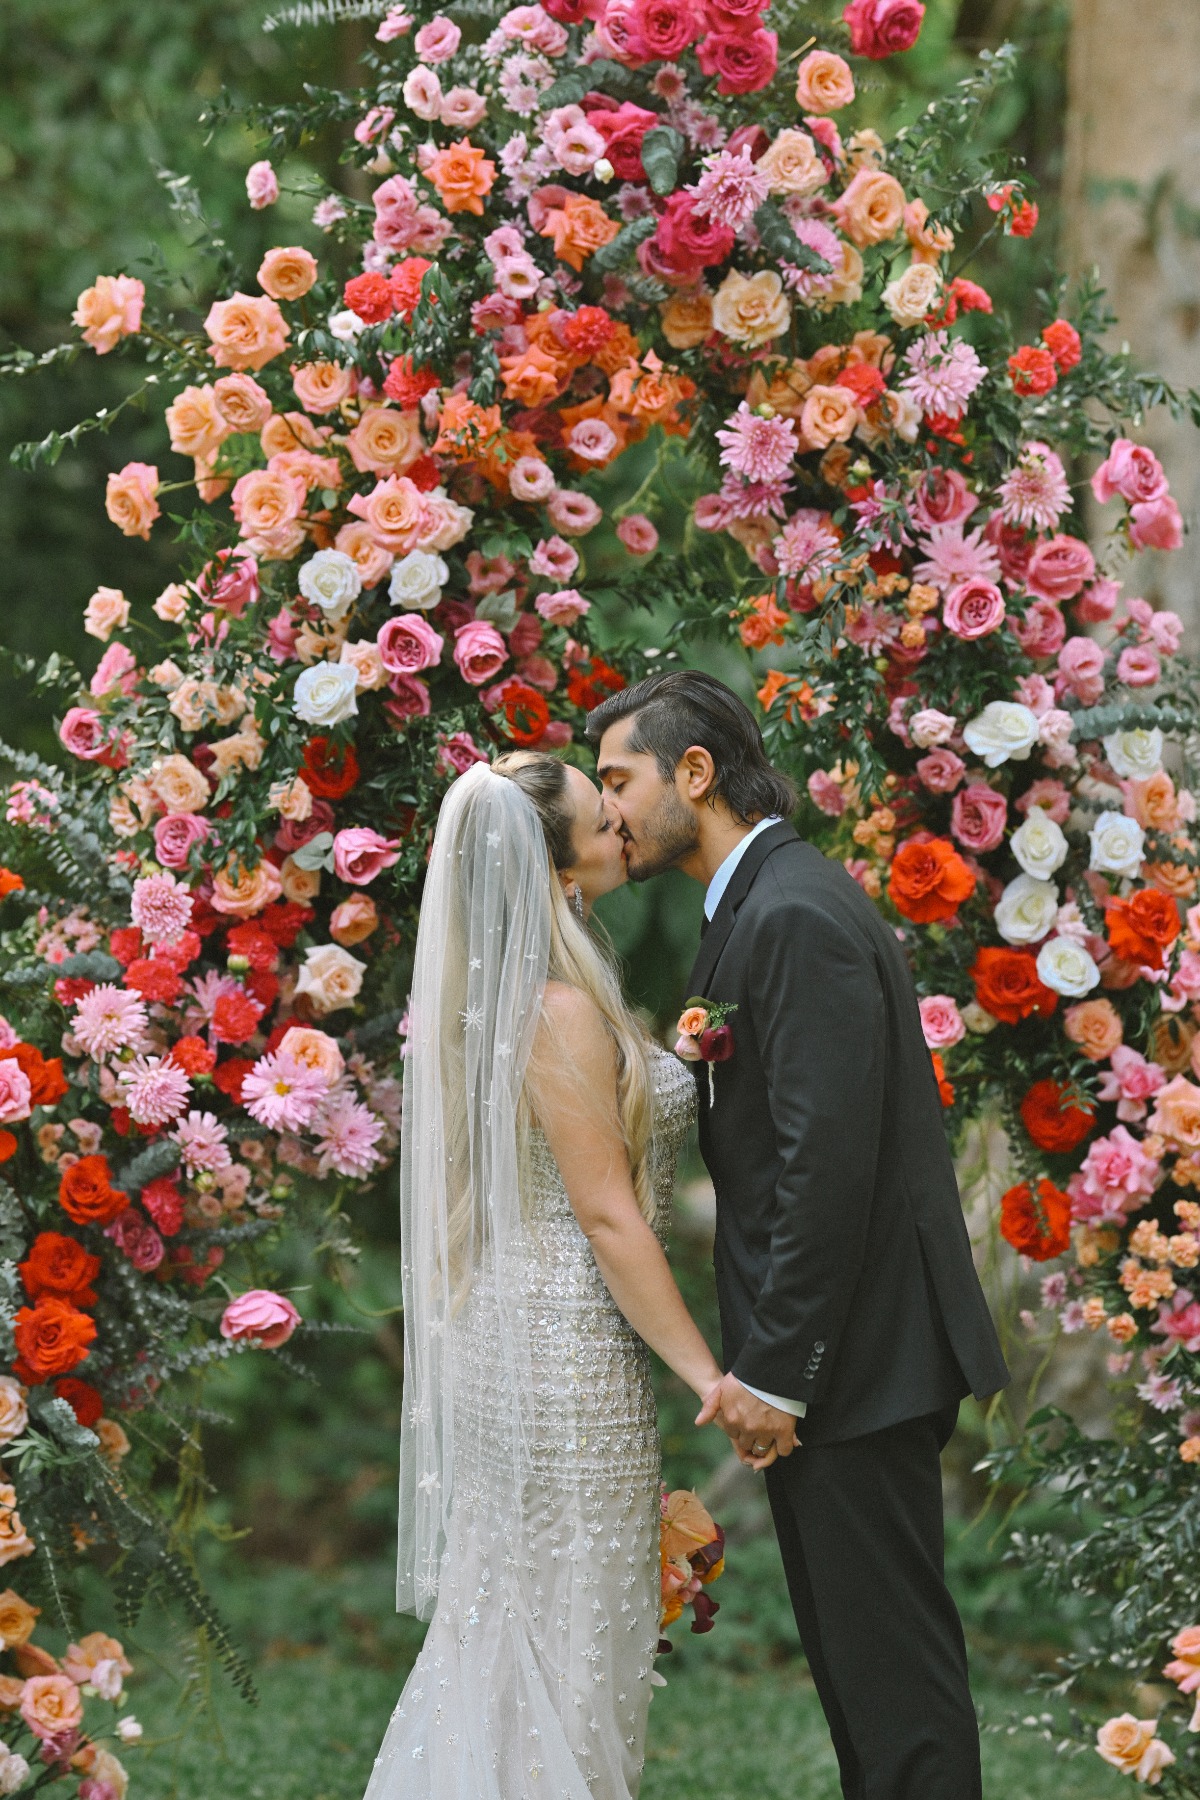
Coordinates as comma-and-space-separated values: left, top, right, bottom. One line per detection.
657, 1485, 724, 1650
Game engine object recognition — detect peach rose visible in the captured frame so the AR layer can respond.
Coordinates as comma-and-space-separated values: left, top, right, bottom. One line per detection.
153, 582, 190, 623
346, 474, 425, 552
72, 273, 144, 353
347, 405, 424, 476
882, 260, 941, 328
261, 410, 327, 456
833, 168, 906, 247
1148, 1074, 1200, 1148
0, 1593, 37, 1651
539, 194, 620, 271
746, 362, 813, 418
204, 292, 290, 372
279, 855, 322, 904
62, 1630, 132, 1687
0, 1383, 26, 1451
212, 372, 273, 433
660, 291, 713, 349
148, 753, 210, 814
83, 586, 130, 642
210, 858, 284, 918
230, 467, 307, 558
800, 384, 859, 448
758, 130, 827, 197
105, 461, 160, 539
330, 894, 380, 946
292, 361, 355, 415
208, 725, 265, 779
0, 1675, 23, 1710
1125, 771, 1180, 833
294, 942, 366, 1014
1095, 1716, 1174, 1784
20, 1672, 81, 1741
334, 521, 395, 588
823, 240, 865, 309
279, 1025, 345, 1085
1063, 998, 1123, 1062
165, 383, 231, 459
712, 269, 790, 348
257, 245, 319, 301
678, 1006, 709, 1037
794, 49, 855, 113
269, 775, 313, 821
0, 1488, 32, 1569
168, 678, 220, 732
424, 138, 496, 215
904, 198, 955, 264
339, 639, 389, 691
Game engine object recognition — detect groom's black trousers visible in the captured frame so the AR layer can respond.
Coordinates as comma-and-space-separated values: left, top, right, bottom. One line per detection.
764, 1404, 981, 1800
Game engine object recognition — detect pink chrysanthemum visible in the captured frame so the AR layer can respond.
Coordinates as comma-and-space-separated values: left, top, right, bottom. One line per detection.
72, 984, 150, 1059
173, 1108, 233, 1175
779, 216, 841, 301
912, 523, 1001, 594
773, 509, 840, 579
996, 440, 1071, 532
672, 100, 727, 152
314, 1094, 385, 1179
130, 873, 193, 949
690, 147, 771, 231
900, 331, 988, 420
117, 1055, 192, 1127
241, 1050, 330, 1133
715, 403, 799, 484
1138, 1373, 1184, 1413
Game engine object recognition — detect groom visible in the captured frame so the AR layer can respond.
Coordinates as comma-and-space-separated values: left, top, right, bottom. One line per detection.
587, 670, 1008, 1800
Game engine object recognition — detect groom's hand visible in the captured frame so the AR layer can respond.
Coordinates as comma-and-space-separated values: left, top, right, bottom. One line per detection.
695, 1374, 798, 1469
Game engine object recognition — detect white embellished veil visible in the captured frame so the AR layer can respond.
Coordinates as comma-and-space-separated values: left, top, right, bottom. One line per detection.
395, 762, 550, 1618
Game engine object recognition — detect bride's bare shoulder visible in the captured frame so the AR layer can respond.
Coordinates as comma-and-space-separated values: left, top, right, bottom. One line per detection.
536, 981, 614, 1071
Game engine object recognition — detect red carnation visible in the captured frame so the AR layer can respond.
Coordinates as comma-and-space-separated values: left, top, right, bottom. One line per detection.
383, 355, 439, 409
212, 1057, 255, 1104
140, 1176, 185, 1236
210, 991, 264, 1046
559, 306, 615, 357
53, 978, 95, 1007
835, 363, 887, 406
390, 257, 434, 322
1041, 319, 1081, 372
257, 901, 314, 948
948, 277, 992, 315
225, 924, 280, 972
343, 271, 394, 324
123, 958, 184, 1005
108, 926, 143, 966
169, 1036, 217, 1076
1008, 345, 1058, 397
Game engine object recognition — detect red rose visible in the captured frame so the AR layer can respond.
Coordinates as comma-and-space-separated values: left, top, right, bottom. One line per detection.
629, 0, 700, 59
999, 1178, 1071, 1260
13, 1294, 97, 1383
503, 684, 551, 747
1008, 345, 1058, 396
58, 1155, 127, 1226
19, 1232, 101, 1307
1041, 319, 1081, 372
343, 271, 394, 324
1019, 1078, 1095, 1154
695, 25, 778, 93
301, 736, 360, 799
652, 192, 736, 272
971, 948, 1058, 1025
843, 0, 925, 58
566, 658, 626, 712
583, 102, 660, 182
53, 1376, 104, 1428
699, 1024, 735, 1062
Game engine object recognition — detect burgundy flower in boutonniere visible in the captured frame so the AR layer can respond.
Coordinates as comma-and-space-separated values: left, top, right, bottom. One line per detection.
674, 998, 737, 1065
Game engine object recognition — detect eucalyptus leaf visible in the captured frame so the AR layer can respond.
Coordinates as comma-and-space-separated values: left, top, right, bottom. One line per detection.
291, 829, 335, 872
641, 125, 685, 198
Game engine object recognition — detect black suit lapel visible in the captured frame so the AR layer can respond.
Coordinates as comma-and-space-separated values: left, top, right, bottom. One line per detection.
685, 822, 799, 997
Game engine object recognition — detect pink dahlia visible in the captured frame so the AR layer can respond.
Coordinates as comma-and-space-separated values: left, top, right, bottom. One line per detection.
715, 403, 799, 484
72, 984, 149, 1059
315, 1094, 385, 1178
689, 146, 771, 231
996, 441, 1071, 532
912, 523, 1000, 594
242, 1050, 330, 1132
773, 509, 839, 578
172, 1109, 233, 1176
117, 1055, 192, 1128
900, 331, 988, 420
717, 472, 791, 520
130, 872, 194, 949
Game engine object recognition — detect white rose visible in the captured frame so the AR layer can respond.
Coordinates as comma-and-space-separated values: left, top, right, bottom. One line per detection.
328, 308, 366, 344
994, 872, 1060, 945
1009, 807, 1068, 881
292, 662, 359, 727
389, 549, 449, 611
882, 261, 942, 329
298, 549, 363, 620
909, 708, 957, 749
1104, 726, 1164, 780
961, 1000, 999, 1035
1089, 809, 1145, 879
1036, 935, 1101, 998
0, 1751, 30, 1796
961, 702, 1040, 768
294, 943, 366, 1016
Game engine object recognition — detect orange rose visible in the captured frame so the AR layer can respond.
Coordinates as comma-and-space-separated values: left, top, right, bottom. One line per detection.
1096, 1716, 1175, 1784
1124, 770, 1180, 832
278, 1025, 344, 1084
210, 859, 284, 919
1105, 887, 1181, 970
57, 1156, 127, 1227
678, 1006, 709, 1038
433, 393, 503, 461
800, 384, 859, 449
104, 462, 160, 539
971, 947, 1057, 1025
257, 245, 319, 301
539, 195, 620, 272
72, 274, 144, 353
999, 1178, 1071, 1260
833, 169, 907, 248
83, 585, 130, 641
347, 405, 425, 477
746, 362, 813, 419
758, 129, 827, 198
499, 344, 566, 408
887, 837, 974, 924
0, 1591, 39, 1650
204, 292, 290, 371
660, 291, 713, 350
903, 198, 955, 265
165, 384, 231, 459
261, 409, 327, 455
738, 592, 789, 649
794, 49, 855, 114
292, 361, 355, 415
0, 1044, 67, 1108
1062, 998, 1123, 1061
13, 1295, 97, 1382
424, 138, 495, 215
330, 894, 380, 946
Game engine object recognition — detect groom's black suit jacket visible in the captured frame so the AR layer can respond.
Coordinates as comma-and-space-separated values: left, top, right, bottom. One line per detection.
689, 822, 1008, 1446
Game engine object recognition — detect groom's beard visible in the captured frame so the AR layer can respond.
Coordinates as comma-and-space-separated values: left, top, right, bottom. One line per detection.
621, 788, 699, 882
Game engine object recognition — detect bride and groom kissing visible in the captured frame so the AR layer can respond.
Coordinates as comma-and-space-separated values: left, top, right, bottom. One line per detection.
364, 669, 1008, 1800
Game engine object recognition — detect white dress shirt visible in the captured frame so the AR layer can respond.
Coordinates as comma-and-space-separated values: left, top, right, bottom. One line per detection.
702, 818, 807, 1423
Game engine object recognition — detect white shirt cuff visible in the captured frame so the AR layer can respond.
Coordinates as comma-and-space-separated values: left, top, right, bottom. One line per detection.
739, 1380, 807, 1419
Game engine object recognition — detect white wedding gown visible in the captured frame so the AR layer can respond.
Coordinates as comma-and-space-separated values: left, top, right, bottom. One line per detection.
365, 1042, 696, 1800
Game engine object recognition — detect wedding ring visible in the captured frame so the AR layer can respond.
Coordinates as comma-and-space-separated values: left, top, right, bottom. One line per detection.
752, 1441, 768, 1456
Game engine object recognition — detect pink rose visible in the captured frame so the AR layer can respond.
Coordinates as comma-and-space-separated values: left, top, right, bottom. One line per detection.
246, 160, 279, 209
436, 732, 489, 777
154, 813, 212, 870
582, 101, 659, 181
196, 547, 260, 616
535, 588, 591, 626
628, 0, 700, 58
0, 1061, 32, 1125
807, 770, 846, 816
943, 577, 1005, 640
414, 15, 461, 60
843, 0, 925, 59
1024, 533, 1095, 603
332, 827, 402, 885
90, 642, 138, 697
59, 706, 107, 761
529, 535, 580, 582
454, 620, 508, 686
1056, 635, 1106, 704
696, 26, 779, 95
1129, 494, 1183, 552
1074, 577, 1119, 623
909, 709, 957, 749
950, 781, 1007, 852
1010, 598, 1065, 659
384, 675, 432, 727
616, 514, 659, 555
1068, 1125, 1159, 1224
918, 995, 965, 1049
377, 614, 444, 674
104, 1207, 165, 1271
1091, 438, 1169, 506
1117, 644, 1161, 688
910, 467, 976, 531
220, 1288, 301, 1348
915, 748, 965, 793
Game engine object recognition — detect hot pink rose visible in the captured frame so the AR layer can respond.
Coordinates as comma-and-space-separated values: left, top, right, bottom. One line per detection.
984, 515, 1033, 589
918, 995, 965, 1049
648, 191, 735, 282
219, 1288, 301, 1348
1129, 494, 1184, 551
1091, 438, 1169, 507
1024, 533, 1095, 603
910, 467, 977, 531
942, 577, 1005, 640
90, 642, 139, 697
915, 748, 965, 793
154, 812, 212, 870
695, 25, 779, 94
616, 514, 659, 555
843, 0, 925, 59
436, 732, 489, 777
196, 547, 260, 616
1056, 635, 1106, 704
104, 1207, 165, 1271
628, 0, 701, 58
1010, 598, 1065, 659
950, 781, 1008, 852
1117, 644, 1161, 688
384, 675, 432, 726
377, 614, 444, 674
332, 827, 402, 886
454, 620, 508, 686
583, 102, 660, 181
59, 706, 107, 761
1074, 577, 1119, 623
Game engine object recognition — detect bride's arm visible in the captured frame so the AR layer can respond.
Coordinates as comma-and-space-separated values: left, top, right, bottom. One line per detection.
530, 983, 725, 1405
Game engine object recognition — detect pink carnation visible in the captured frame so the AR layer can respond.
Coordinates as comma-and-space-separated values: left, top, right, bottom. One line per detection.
1097, 1045, 1166, 1123
246, 160, 279, 209
616, 514, 659, 555
1056, 635, 1106, 704
807, 770, 846, 816
1068, 1125, 1159, 1224
220, 1288, 301, 1348
535, 589, 591, 626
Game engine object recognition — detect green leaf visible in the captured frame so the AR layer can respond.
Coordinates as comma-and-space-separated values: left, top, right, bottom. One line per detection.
589, 214, 657, 276
753, 202, 833, 275
291, 829, 334, 872
541, 70, 587, 109
641, 125, 685, 198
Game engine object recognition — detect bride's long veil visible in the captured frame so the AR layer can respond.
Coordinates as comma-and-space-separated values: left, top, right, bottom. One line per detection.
396, 762, 549, 1618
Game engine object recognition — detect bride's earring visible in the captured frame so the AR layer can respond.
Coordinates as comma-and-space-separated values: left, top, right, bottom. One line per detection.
573, 884, 585, 923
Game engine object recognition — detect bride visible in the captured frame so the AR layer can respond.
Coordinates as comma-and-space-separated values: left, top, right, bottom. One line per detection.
363, 752, 742, 1800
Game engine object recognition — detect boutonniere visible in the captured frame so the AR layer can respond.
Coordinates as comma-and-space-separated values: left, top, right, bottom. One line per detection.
675, 1000, 737, 1101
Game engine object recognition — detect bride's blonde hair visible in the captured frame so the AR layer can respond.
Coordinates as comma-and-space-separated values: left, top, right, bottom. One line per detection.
492, 751, 655, 1223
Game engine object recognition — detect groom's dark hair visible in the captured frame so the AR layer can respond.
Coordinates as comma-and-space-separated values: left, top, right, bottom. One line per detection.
585, 670, 797, 823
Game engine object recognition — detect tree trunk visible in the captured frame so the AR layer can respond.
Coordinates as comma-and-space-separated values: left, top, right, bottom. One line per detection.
1063, 0, 1200, 637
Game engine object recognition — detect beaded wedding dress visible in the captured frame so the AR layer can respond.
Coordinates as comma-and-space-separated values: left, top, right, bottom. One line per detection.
364, 765, 697, 1800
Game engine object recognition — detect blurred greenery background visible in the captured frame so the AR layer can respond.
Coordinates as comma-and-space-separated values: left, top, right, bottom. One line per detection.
1, 2, 1141, 1795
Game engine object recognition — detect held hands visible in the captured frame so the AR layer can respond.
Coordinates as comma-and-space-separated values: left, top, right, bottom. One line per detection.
695, 1373, 799, 1471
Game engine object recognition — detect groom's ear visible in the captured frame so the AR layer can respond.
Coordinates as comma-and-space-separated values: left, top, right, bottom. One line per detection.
678, 746, 718, 804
